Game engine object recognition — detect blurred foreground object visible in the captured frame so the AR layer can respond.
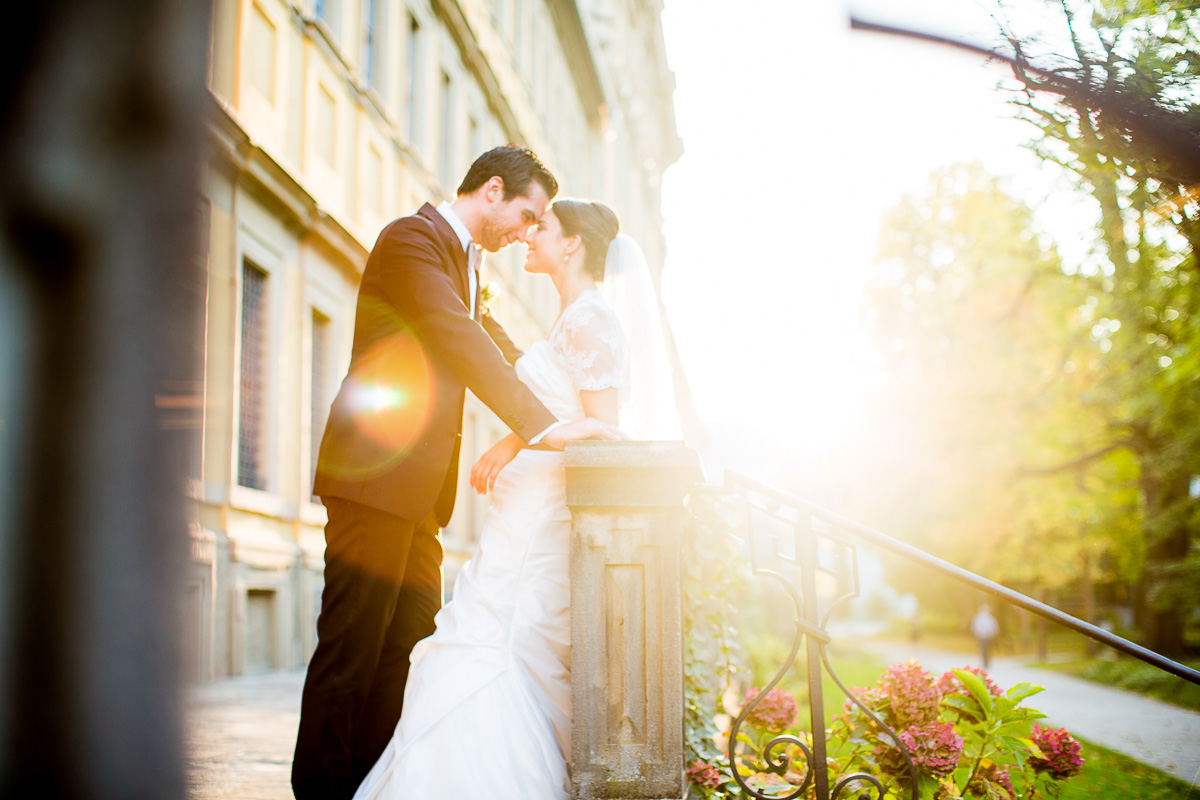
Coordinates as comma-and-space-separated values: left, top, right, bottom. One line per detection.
0, 0, 211, 797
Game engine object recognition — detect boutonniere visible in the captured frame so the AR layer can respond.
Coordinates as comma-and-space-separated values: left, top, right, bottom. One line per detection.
480, 283, 499, 317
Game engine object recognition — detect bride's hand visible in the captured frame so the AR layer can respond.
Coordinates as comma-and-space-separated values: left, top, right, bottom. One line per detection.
541, 417, 627, 450
470, 433, 524, 494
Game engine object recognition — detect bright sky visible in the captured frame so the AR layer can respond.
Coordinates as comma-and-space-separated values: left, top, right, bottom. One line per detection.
658, 0, 1093, 467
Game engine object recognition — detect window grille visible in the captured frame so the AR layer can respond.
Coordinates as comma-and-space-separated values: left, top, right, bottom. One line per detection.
238, 261, 268, 490
406, 15, 420, 145
438, 70, 453, 189
363, 0, 378, 89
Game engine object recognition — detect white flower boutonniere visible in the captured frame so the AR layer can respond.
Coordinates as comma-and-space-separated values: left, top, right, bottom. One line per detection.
480, 283, 499, 317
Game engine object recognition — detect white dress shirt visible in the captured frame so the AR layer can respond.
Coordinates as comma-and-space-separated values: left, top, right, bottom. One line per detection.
436, 201, 479, 318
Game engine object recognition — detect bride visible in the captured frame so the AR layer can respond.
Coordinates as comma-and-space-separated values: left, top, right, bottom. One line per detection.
350, 199, 679, 800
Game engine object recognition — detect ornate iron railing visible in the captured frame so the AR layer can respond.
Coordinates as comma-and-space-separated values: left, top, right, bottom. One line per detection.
701, 470, 1200, 800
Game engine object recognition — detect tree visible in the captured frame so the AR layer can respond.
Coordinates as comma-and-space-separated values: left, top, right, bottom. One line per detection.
998, 0, 1200, 655
850, 0, 1200, 656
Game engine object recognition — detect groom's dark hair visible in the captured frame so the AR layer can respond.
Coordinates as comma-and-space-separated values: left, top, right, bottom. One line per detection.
457, 144, 558, 201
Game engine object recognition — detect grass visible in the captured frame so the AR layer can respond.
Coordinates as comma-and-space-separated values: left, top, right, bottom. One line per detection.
1057, 737, 1197, 799
743, 637, 888, 730
1033, 656, 1200, 712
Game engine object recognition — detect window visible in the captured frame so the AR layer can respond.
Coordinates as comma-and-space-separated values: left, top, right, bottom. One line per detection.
310, 310, 332, 502
316, 84, 336, 165
364, 145, 383, 216
514, 0, 526, 71
363, 0, 383, 92
468, 115, 480, 164
249, 4, 277, 103
314, 0, 339, 38
238, 260, 268, 490
405, 14, 421, 146
492, 0, 506, 36
438, 70, 454, 189
244, 589, 277, 673
540, 32, 551, 115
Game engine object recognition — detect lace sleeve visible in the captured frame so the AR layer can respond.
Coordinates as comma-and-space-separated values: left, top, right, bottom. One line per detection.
550, 294, 628, 393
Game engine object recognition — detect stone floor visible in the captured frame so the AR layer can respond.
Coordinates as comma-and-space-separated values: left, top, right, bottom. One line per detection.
186, 670, 304, 800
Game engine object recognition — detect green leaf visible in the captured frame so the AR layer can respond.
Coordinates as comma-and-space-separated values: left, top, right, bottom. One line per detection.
992, 733, 1029, 752
942, 693, 985, 722
1005, 682, 1045, 704
1020, 737, 1046, 760
953, 669, 995, 720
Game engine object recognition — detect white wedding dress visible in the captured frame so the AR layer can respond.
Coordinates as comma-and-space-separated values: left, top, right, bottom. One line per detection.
352, 289, 627, 800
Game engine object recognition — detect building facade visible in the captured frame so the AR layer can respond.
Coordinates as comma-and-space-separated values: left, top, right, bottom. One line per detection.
188, 0, 681, 681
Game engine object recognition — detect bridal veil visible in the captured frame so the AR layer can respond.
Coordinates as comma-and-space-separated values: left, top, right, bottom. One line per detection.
602, 234, 682, 441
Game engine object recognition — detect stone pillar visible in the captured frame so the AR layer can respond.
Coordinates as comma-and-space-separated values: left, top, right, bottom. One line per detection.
566, 441, 702, 800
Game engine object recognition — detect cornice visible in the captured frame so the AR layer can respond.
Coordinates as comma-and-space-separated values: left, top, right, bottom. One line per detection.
203, 94, 369, 272
545, 0, 606, 126
432, 0, 526, 141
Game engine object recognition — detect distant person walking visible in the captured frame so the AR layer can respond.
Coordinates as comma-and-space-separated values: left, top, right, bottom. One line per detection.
969, 603, 1000, 668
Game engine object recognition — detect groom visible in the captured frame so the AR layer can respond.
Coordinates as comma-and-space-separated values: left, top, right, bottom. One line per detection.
293, 145, 620, 800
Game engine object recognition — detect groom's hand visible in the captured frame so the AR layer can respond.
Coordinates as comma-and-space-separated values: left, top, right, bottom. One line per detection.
541, 418, 627, 450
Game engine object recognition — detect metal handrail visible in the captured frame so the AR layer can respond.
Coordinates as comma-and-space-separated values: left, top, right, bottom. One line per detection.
724, 469, 1200, 686
696, 469, 1200, 800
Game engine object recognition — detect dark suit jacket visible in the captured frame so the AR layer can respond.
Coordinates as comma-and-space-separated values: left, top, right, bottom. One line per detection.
313, 203, 558, 525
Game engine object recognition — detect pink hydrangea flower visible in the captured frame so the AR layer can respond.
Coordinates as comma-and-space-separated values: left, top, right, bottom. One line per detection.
878, 660, 942, 728
742, 686, 799, 732
1029, 725, 1083, 780
874, 719, 963, 779
686, 759, 723, 790
899, 721, 964, 778
936, 665, 1002, 698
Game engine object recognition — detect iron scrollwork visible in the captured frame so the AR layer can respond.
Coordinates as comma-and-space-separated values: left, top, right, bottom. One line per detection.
719, 475, 918, 800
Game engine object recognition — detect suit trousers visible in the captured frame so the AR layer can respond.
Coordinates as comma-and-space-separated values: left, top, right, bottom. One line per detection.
292, 497, 443, 800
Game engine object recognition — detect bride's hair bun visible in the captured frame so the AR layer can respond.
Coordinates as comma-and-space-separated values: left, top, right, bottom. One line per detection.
552, 199, 620, 281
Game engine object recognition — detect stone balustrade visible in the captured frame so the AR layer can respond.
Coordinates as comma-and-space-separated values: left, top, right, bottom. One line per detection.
565, 441, 703, 800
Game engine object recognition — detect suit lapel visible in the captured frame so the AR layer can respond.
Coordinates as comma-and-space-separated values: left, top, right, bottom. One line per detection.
417, 203, 471, 308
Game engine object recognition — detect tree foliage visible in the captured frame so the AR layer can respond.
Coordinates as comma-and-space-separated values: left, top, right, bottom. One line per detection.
859, 164, 1142, 604
1005, 0, 1200, 654
859, 0, 1200, 655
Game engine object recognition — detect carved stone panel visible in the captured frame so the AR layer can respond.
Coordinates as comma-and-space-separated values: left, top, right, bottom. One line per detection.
566, 441, 701, 800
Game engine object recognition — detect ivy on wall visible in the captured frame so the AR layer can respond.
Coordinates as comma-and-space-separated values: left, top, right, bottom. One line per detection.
684, 491, 748, 798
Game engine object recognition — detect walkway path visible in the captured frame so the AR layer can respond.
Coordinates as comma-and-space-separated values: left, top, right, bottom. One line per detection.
857, 640, 1200, 786
186, 670, 304, 800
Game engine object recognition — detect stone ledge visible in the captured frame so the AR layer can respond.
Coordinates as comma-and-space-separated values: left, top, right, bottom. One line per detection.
565, 441, 703, 509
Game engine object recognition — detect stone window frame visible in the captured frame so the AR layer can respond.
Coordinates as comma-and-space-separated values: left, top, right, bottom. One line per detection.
301, 277, 344, 525
230, 229, 285, 516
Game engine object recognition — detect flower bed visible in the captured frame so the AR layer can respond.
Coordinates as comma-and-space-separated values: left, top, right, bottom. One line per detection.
688, 658, 1084, 799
